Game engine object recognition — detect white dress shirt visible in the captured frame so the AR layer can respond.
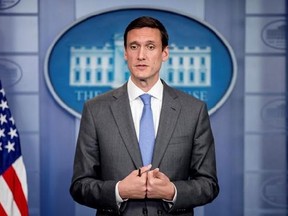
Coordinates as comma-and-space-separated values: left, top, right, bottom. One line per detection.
115, 78, 176, 207
127, 77, 163, 139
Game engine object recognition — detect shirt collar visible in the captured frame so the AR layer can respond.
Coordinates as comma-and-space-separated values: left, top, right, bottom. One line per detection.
127, 77, 163, 101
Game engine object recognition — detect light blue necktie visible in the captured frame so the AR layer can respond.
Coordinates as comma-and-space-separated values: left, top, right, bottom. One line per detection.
139, 94, 155, 166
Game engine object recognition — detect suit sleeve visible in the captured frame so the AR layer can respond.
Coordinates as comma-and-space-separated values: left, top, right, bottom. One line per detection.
170, 103, 219, 212
69, 102, 119, 212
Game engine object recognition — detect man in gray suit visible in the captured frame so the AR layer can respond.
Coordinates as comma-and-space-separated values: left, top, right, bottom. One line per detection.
70, 16, 219, 216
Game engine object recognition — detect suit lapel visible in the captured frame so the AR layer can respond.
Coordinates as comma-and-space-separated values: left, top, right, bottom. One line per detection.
110, 84, 143, 168
152, 83, 181, 168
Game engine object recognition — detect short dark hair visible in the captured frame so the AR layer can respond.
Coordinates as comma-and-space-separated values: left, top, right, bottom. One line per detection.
124, 16, 169, 50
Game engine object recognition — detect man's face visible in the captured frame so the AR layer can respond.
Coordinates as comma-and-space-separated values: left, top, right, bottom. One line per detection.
124, 27, 169, 86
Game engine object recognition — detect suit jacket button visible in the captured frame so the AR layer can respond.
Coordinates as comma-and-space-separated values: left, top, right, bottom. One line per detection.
177, 208, 186, 212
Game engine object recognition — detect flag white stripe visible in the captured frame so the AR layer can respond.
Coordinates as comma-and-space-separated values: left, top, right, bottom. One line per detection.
12, 156, 28, 200
0, 175, 21, 216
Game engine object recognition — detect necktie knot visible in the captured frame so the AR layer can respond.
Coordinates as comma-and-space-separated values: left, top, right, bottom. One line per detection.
140, 94, 152, 105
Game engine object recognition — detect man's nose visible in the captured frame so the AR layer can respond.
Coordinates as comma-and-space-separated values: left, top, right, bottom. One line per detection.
137, 47, 146, 60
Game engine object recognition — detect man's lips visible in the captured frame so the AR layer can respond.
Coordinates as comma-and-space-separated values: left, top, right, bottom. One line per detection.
135, 64, 148, 70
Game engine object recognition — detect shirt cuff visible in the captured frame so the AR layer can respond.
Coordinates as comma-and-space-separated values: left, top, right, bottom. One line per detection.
115, 181, 128, 208
162, 183, 177, 208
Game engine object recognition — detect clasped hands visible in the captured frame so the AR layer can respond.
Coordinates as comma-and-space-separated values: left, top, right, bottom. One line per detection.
118, 164, 175, 201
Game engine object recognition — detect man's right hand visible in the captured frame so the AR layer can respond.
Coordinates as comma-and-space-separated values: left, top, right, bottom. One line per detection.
118, 164, 152, 199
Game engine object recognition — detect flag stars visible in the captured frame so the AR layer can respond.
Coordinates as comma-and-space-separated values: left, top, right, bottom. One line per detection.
9, 117, 15, 125
0, 88, 4, 96
8, 128, 18, 139
0, 128, 5, 138
0, 114, 7, 125
4, 141, 15, 153
0, 142, 2, 151
0, 100, 8, 111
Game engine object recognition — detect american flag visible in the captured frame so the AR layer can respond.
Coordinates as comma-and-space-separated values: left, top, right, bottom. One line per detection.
0, 81, 28, 216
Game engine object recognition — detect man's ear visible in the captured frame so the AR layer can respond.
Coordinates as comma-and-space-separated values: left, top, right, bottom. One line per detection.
124, 48, 128, 60
162, 46, 169, 62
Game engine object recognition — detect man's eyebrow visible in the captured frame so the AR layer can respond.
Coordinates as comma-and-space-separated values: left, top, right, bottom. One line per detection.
127, 41, 139, 47
145, 40, 156, 44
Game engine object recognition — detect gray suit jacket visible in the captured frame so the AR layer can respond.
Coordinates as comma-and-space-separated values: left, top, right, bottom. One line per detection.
70, 81, 219, 216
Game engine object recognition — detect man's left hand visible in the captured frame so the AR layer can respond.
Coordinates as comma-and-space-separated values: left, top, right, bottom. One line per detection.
146, 168, 175, 200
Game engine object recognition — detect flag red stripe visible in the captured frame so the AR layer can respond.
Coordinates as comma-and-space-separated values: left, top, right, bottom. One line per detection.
0, 203, 8, 216
2, 166, 28, 216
